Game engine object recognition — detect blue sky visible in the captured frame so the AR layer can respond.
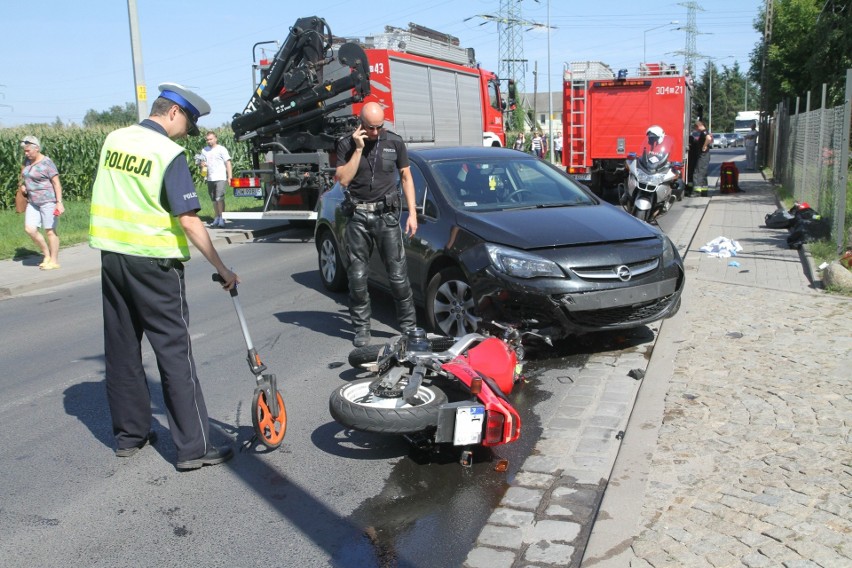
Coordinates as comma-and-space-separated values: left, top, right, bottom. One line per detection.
0, 0, 763, 129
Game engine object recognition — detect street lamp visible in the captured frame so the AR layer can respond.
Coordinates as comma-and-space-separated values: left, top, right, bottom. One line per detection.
643, 21, 679, 64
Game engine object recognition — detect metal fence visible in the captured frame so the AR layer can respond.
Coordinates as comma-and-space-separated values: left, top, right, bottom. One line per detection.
765, 69, 851, 253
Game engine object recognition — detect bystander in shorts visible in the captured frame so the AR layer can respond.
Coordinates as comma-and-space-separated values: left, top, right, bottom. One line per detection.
207, 180, 227, 202
25, 202, 58, 230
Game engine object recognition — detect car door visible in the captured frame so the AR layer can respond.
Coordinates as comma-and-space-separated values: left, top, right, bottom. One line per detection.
400, 162, 450, 302
367, 162, 441, 300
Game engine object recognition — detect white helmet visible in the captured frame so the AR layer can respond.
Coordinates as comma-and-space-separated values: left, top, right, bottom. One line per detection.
646, 125, 665, 144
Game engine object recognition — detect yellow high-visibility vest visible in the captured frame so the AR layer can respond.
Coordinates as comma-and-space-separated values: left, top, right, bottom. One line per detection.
89, 125, 190, 259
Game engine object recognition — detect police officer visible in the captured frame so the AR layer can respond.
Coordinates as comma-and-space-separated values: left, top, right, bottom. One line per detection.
687, 119, 712, 197
335, 101, 418, 347
89, 83, 238, 470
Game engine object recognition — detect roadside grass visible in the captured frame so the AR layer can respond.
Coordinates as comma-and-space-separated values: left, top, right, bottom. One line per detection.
0, 190, 265, 261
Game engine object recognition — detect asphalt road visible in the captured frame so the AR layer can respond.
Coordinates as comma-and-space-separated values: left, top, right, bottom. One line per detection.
0, 225, 599, 567
0, 146, 730, 566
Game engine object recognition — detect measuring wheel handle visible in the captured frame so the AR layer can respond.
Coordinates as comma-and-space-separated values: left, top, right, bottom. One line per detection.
252, 374, 287, 449
211, 272, 238, 297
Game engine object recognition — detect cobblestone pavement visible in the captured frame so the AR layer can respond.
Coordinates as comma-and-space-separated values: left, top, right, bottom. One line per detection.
467, 171, 852, 568
629, 281, 852, 568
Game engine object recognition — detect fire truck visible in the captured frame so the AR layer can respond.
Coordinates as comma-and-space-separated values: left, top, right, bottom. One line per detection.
561, 61, 692, 200
227, 18, 509, 223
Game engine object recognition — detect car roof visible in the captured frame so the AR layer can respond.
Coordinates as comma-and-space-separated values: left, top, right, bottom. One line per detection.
408, 146, 533, 161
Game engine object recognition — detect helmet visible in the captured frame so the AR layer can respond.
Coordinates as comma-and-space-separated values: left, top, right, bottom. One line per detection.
646, 125, 665, 145
642, 125, 670, 170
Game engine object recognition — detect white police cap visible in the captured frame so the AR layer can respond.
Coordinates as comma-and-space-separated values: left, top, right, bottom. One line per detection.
157, 83, 211, 136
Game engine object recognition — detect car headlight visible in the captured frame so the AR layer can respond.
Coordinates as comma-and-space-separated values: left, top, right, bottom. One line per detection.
485, 243, 565, 279
662, 235, 676, 265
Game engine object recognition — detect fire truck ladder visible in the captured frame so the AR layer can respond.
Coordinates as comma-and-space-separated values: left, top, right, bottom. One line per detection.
568, 74, 587, 172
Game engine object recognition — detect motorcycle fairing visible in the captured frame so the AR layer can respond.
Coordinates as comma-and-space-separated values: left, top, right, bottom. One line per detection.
441, 357, 521, 446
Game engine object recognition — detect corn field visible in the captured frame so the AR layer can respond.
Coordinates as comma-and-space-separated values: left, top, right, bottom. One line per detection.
1, 125, 252, 210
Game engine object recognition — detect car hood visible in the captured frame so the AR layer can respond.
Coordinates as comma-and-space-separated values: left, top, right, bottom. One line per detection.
454, 204, 658, 249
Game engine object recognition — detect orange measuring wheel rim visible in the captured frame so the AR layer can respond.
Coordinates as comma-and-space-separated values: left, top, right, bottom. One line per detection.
252, 388, 287, 448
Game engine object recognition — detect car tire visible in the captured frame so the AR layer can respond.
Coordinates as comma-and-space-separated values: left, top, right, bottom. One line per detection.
317, 229, 348, 292
425, 267, 481, 337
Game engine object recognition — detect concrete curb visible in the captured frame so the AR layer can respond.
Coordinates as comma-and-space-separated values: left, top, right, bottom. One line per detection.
0, 223, 290, 300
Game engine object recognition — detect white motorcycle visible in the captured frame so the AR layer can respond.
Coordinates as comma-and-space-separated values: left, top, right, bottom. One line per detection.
620, 126, 684, 223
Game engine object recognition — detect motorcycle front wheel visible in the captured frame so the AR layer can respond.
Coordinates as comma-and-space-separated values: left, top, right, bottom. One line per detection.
329, 378, 448, 434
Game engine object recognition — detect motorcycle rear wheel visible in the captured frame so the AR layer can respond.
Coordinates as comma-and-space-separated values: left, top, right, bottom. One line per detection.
329, 378, 448, 434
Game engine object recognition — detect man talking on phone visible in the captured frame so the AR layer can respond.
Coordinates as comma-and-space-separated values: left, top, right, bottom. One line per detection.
335, 101, 418, 347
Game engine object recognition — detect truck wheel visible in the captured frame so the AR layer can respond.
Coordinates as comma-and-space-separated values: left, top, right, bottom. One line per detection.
425, 267, 481, 337
318, 230, 347, 292
329, 378, 448, 434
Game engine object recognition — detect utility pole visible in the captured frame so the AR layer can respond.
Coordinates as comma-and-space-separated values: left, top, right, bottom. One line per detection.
676, 1, 705, 77
533, 61, 538, 125
466, 2, 553, 131
127, 0, 148, 121
758, 0, 773, 167
499, 0, 526, 98
546, 0, 553, 162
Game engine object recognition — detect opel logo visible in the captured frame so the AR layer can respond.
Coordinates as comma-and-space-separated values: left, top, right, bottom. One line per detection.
616, 265, 632, 281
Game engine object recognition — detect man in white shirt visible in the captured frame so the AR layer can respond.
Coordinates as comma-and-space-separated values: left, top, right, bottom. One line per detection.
743, 122, 758, 171
201, 132, 233, 228
554, 132, 563, 164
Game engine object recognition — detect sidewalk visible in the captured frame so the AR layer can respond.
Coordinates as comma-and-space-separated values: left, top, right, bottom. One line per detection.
465, 169, 852, 567
0, 219, 289, 299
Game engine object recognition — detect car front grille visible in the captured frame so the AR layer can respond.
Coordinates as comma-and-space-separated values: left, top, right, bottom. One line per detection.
564, 294, 677, 327
570, 258, 659, 281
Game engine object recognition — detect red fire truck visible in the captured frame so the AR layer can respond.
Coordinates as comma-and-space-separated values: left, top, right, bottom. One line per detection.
561, 61, 691, 200
349, 28, 507, 148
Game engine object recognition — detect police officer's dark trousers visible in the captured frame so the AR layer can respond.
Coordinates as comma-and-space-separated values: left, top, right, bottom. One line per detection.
100, 251, 210, 462
345, 208, 416, 333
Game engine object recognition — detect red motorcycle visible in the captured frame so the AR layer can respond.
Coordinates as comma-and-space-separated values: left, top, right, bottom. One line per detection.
329, 324, 548, 466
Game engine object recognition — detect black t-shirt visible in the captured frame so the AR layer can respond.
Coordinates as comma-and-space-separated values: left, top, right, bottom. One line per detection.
336, 130, 409, 203
689, 129, 708, 154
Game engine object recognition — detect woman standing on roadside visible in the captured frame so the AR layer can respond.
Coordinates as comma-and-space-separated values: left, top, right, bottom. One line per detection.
20, 135, 64, 270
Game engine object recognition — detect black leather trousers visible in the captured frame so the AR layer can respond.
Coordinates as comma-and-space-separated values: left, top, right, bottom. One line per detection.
345, 209, 416, 332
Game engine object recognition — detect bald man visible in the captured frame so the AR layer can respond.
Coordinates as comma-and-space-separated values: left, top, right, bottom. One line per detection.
335, 102, 418, 347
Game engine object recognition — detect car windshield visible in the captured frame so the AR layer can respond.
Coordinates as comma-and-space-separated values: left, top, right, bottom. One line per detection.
429, 157, 596, 211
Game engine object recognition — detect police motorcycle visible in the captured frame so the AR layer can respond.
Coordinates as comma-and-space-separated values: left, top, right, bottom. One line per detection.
620, 125, 684, 223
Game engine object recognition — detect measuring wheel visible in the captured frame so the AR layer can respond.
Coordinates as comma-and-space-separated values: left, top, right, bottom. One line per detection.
252, 382, 287, 449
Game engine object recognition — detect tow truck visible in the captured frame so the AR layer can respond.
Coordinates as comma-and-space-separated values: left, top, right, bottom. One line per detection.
226, 17, 510, 224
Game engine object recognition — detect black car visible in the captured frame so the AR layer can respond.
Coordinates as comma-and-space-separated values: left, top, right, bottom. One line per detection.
315, 147, 684, 341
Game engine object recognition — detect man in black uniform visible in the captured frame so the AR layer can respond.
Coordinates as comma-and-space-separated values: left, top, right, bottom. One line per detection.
687, 118, 712, 197
335, 101, 418, 347
89, 83, 238, 470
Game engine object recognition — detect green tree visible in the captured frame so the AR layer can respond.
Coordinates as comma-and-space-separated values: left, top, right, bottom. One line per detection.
751, 0, 851, 110
693, 60, 757, 132
83, 102, 137, 127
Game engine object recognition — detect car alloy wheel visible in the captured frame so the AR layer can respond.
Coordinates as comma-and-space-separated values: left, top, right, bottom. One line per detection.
425, 267, 481, 337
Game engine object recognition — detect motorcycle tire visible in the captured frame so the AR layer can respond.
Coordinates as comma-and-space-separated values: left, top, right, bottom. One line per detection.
329, 378, 448, 434
348, 336, 458, 369
631, 206, 651, 223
